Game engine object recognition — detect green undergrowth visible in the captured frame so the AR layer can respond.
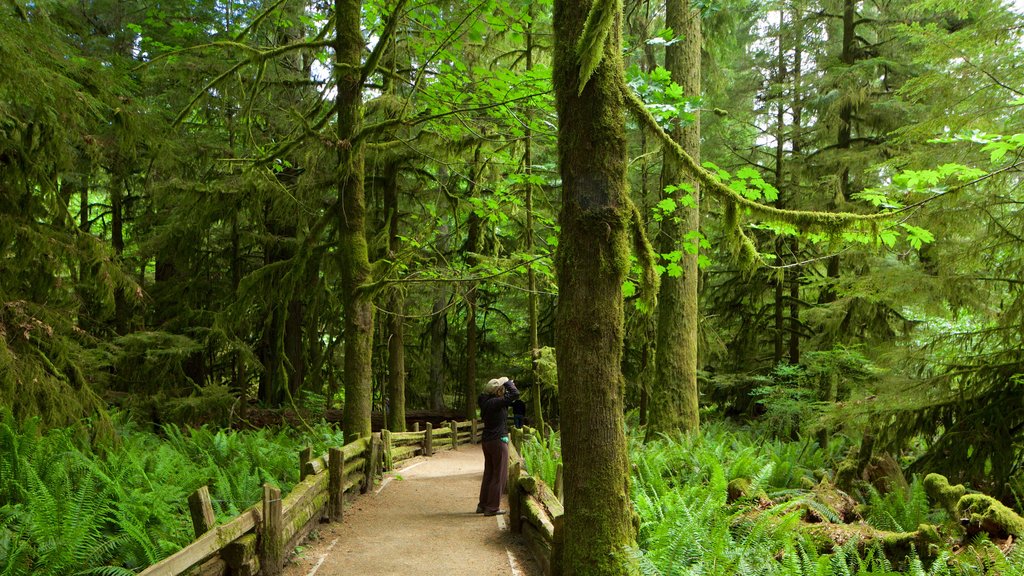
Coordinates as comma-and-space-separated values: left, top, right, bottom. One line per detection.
520, 430, 561, 488
517, 422, 1024, 575
0, 409, 346, 576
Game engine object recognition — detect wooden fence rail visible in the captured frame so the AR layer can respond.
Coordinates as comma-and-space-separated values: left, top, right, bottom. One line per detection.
138, 420, 475, 576
508, 427, 564, 576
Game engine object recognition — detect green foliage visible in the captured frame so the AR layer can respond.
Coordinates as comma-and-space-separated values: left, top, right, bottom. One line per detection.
0, 408, 346, 575
864, 477, 943, 534
629, 422, 1024, 575
520, 432, 561, 488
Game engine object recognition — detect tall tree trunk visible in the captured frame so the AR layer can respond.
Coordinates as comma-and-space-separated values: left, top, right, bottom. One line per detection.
773, 8, 787, 366
789, 7, 804, 365
553, 0, 637, 572
636, 8, 657, 428
336, 0, 374, 442
111, 176, 128, 334
524, 9, 544, 430
820, 0, 855, 307
384, 164, 406, 431
462, 148, 483, 419
463, 292, 478, 419
647, 0, 701, 439
429, 289, 448, 410
231, 211, 248, 419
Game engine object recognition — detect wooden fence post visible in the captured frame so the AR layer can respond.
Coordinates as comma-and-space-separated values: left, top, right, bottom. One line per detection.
508, 461, 522, 534
187, 486, 216, 538
424, 422, 433, 457
450, 421, 458, 450
261, 483, 283, 576
329, 447, 344, 522
382, 429, 393, 471
551, 512, 564, 576
299, 446, 312, 481
413, 421, 420, 432
363, 433, 380, 494
470, 418, 478, 444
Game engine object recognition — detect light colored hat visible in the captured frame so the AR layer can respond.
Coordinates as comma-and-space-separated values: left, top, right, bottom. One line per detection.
484, 376, 509, 394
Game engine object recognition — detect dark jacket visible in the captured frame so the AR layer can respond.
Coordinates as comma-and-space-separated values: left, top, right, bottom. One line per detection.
478, 381, 520, 442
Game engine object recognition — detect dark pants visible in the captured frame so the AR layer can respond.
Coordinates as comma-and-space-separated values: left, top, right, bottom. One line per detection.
478, 439, 508, 513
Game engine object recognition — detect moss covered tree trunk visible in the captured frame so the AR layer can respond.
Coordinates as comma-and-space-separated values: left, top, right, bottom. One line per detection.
429, 288, 448, 410
336, 0, 374, 442
525, 14, 545, 431
820, 0, 855, 308
462, 149, 483, 419
553, 0, 638, 573
646, 0, 701, 439
384, 165, 406, 432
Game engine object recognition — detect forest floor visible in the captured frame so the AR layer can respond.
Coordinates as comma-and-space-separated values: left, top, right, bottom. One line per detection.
281, 445, 543, 576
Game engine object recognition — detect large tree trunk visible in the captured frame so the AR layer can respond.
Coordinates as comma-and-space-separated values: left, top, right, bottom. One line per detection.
646, 0, 701, 439
336, 0, 374, 442
553, 0, 638, 573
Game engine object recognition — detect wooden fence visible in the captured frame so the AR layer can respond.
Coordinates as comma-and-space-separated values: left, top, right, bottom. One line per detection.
507, 427, 564, 576
138, 419, 482, 576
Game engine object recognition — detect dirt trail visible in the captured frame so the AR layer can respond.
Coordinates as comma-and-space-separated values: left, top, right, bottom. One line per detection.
282, 445, 542, 576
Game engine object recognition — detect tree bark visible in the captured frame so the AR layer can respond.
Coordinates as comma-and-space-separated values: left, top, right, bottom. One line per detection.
553, 0, 638, 572
336, 0, 374, 442
820, 0, 855, 308
429, 289, 448, 410
647, 0, 701, 439
524, 9, 545, 431
384, 165, 406, 432
462, 149, 483, 419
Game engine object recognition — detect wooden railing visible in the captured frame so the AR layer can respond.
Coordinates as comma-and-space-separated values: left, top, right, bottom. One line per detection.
507, 427, 564, 576
138, 419, 481, 576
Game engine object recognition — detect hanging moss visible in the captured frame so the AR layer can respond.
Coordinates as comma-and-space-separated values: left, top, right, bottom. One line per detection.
622, 86, 889, 244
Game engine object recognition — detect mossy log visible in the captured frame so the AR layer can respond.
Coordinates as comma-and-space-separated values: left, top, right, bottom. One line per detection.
769, 480, 860, 524
923, 473, 965, 518
958, 494, 1024, 538
800, 522, 941, 557
924, 473, 1024, 538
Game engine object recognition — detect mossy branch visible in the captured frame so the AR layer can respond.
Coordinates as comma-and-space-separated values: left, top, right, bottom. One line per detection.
168, 40, 334, 127
577, 0, 621, 95
628, 198, 659, 311
232, 0, 289, 42
359, 0, 410, 86
621, 85, 889, 232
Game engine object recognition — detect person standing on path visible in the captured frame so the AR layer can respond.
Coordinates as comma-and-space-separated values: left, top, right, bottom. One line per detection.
477, 376, 519, 516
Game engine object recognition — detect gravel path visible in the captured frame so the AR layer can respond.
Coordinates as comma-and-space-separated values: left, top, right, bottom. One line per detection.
282, 445, 542, 576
